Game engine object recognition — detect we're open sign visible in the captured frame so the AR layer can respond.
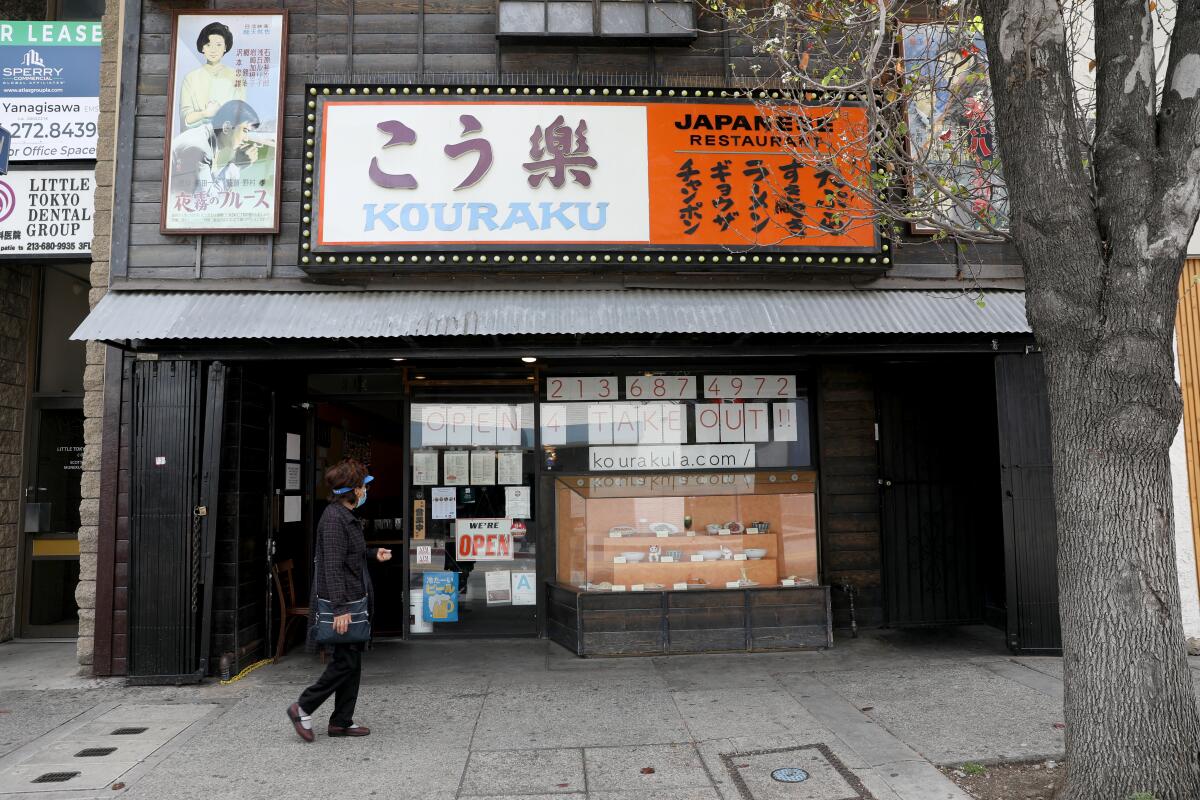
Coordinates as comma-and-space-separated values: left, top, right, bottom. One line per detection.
455, 518, 514, 561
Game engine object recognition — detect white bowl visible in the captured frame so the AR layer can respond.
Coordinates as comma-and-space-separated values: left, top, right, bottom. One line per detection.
745, 548, 768, 560
698, 550, 723, 561
619, 552, 646, 563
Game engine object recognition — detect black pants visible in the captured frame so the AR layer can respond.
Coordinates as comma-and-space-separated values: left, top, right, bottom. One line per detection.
297, 644, 362, 728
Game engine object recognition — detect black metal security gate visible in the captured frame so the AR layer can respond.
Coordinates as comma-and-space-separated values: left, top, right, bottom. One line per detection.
128, 361, 226, 682
877, 360, 1001, 627
994, 353, 1062, 653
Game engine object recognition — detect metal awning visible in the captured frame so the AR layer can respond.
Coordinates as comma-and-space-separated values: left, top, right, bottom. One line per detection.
70, 289, 1031, 341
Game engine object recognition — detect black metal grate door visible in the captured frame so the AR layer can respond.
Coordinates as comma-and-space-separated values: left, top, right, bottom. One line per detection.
877, 361, 999, 626
994, 354, 1062, 654
128, 361, 203, 679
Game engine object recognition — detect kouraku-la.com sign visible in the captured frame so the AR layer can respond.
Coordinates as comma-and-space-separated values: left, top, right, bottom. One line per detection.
304, 88, 881, 268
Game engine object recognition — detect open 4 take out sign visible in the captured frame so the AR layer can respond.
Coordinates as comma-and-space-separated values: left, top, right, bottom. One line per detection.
301, 86, 885, 272
455, 519, 514, 562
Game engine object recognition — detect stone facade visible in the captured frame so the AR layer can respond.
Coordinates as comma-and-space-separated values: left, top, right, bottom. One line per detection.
76, 0, 121, 668
0, 267, 33, 643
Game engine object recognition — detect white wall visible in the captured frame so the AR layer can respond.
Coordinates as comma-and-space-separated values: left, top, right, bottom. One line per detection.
1171, 341, 1200, 639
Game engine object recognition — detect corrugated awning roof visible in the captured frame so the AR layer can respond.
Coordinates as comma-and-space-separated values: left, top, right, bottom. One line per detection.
70, 289, 1031, 341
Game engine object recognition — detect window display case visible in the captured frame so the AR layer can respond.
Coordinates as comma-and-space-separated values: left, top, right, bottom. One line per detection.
547, 470, 830, 656
555, 470, 817, 592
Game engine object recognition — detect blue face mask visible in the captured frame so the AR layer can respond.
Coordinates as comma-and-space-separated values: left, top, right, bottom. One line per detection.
355, 490, 368, 509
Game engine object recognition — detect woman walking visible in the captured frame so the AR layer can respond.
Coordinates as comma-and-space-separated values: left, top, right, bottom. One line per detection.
286, 458, 391, 742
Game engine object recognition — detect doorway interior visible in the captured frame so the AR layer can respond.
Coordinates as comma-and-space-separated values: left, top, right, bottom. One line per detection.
267, 363, 542, 652
875, 357, 1007, 631
19, 265, 89, 638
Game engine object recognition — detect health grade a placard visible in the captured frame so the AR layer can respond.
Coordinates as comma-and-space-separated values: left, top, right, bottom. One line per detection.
422, 571, 459, 622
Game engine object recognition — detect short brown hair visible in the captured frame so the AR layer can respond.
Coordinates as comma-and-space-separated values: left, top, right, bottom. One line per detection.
325, 458, 368, 501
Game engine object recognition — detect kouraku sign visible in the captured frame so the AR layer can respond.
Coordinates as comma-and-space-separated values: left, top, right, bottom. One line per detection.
301, 85, 885, 271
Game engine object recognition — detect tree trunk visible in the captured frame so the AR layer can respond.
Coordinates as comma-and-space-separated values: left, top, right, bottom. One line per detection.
978, 0, 1200, 793
1038, 283, 1200, 800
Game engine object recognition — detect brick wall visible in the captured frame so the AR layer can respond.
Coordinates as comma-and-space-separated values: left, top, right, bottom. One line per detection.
0, 267, 33, 642
77, 0, 121, 668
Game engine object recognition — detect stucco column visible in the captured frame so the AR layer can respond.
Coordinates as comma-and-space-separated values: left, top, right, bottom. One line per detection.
77, 0, 121, 669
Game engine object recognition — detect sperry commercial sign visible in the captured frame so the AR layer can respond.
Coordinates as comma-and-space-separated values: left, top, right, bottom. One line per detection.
301, 85, 884, 271
0, 21, 101, 161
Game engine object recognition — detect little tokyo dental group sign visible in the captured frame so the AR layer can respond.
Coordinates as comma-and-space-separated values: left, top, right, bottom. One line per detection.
303, 87, 883, 270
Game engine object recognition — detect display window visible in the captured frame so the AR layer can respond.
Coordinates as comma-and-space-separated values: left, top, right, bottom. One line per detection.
554, 471, 817, 592
543, 371, 818, 594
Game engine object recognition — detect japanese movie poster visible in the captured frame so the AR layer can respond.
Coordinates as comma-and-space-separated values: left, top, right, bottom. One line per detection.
161, 10, 287, 233
900, 23, 1008, 233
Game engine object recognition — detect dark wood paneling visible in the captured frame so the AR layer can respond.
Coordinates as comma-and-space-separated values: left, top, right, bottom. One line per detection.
817, 361, 883, 628
547, 584, 830, 656
120, 0, 1025, 287
667, 591, 746, 653
748, 587, 832, 649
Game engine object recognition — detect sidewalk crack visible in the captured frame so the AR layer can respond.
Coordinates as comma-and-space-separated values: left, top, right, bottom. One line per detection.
455, 674, 492, 799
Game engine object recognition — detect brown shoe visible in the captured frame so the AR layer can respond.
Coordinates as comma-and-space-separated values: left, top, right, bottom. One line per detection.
286, 703, 315, 743
327, 723, 370, 737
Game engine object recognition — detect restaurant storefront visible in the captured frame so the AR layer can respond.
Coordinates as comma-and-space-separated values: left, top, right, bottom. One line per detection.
74, 289, 1050, 676
73, 0, 1061, 679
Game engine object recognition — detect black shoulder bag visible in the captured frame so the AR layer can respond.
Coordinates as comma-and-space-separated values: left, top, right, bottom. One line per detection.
313, 523, 371, 645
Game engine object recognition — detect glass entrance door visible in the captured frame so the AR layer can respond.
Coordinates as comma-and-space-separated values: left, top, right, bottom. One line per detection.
21, 398, 83, 637
408, 389, 538, 636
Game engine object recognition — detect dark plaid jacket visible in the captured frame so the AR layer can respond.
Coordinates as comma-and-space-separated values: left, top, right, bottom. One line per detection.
306, 501, 376, 650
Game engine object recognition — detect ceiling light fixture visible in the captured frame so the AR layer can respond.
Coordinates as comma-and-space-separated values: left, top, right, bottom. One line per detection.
521, 356, 537, 363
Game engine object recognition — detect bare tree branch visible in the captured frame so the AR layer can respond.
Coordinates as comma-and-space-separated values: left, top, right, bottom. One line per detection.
979, 0, 1104, 337
1153, 5, 1200, 260
1094, 0, 1158, 248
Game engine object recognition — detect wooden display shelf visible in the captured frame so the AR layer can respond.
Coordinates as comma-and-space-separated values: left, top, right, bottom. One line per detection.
598, 533, 776, 546
612, 558, 777, 585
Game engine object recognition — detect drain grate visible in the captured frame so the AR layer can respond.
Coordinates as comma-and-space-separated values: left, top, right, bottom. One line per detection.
721, 744, 876, 800
75, 747, 119, 758
111, 727, 148, 735
771, 767, 810, 783
31, 772, 81, 784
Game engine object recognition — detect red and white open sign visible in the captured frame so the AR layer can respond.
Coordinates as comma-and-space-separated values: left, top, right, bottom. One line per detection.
455, 519, 514, 562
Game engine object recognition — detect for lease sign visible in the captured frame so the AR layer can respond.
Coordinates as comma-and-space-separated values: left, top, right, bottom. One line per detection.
455, 519, 514, 562
0, 21, 101, 161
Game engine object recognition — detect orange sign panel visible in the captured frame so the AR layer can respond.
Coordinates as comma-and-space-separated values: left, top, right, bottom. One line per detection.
646, 102, 877, 250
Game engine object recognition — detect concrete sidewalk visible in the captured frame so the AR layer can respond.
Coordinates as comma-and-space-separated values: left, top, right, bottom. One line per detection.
0, 628, 1080, 800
